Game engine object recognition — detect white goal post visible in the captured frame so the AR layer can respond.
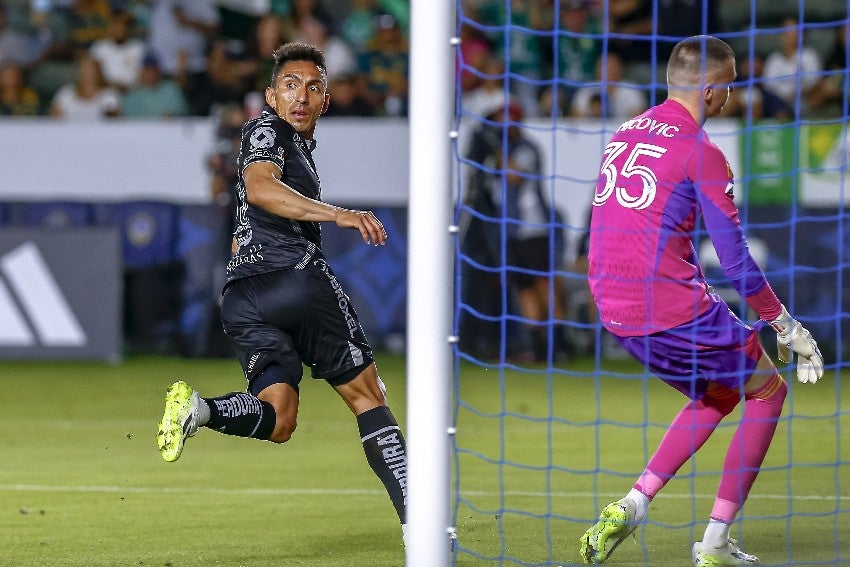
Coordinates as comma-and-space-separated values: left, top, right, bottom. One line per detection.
406, 0, 455, 566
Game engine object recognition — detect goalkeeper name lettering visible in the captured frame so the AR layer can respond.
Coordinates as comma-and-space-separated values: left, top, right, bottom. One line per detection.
617, 117, 679, 138
377, 430, 407, 504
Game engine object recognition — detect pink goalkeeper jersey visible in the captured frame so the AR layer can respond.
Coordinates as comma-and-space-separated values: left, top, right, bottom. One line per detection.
588, 99, 781, 337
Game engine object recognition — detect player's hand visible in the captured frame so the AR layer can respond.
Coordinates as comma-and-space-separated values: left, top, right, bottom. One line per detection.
335, 209, 387, 246
770, 305, 824, 384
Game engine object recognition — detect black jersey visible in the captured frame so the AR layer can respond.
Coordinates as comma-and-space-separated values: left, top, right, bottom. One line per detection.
226, 106, 324, 286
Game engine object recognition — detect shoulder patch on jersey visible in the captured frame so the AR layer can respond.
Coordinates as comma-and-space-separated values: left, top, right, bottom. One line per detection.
724, 160, 735, 195
250, 127, 276, 150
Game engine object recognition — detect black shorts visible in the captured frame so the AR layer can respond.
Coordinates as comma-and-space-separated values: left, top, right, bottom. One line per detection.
507, 234, 556, 289
220, 257, 374, 390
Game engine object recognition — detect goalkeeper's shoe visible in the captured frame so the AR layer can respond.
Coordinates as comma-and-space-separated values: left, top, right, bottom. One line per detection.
580, 497, 643, 564
692, 539, 759, 566
157, 381, 201, 462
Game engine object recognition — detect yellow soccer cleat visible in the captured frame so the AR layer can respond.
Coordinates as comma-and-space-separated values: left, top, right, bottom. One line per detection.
156, 381, 200, 462
580, 498, 642, 564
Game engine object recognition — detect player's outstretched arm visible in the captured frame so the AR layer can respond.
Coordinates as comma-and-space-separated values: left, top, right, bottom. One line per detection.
770, 305, 825, 384
243, 161, 387, 245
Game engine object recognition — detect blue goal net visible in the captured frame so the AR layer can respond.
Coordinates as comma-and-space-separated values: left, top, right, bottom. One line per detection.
452, 1, 850, 565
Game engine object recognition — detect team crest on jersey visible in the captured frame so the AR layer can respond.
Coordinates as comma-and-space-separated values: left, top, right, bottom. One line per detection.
250, 127, 276, 149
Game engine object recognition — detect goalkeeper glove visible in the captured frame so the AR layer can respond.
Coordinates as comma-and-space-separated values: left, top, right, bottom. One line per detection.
769, 305, 824, 384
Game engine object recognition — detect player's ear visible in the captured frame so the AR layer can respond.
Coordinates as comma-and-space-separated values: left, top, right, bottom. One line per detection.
703, 85, 714, 107
264, 87, 276, 108
321, 92, 330, 114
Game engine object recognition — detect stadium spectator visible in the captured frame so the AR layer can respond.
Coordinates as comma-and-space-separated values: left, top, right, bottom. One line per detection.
723, 51, 792, 121
66, 0, 112, 53
535, 84, 570, 117
465, 100, 569, 363
568, 208, 602, 356
340, 0, 381, 55
120, 52, 188, 117
338, 0, 409, 56
119, 0, 151, 28
89, 10, 145, 90
49, 50, 120, 118
287, 0, 335, 42
456, 12, 492, 94
0, 0, 53, 68
146, 0, 220, 90
552, 0, 601, 107
207, 101, 245, 237
808, 22, 848, 117
607, 0, 654, 64
569, 52, 647, 118
656, 0, 719, 62
374, 0, 409, 35
477, 0, 551, 117
458, 124, 503, 360
295, 14, 357, 82
580, 35, 823, 566
186, 36, 253, 116
157, 42, 411, 546
762, 16, 822, 113
0, 60, 39, 115
244, 13, 291, 94
461, 54, 507, 120
322, 71, 376, 117
357, 12, 408, 116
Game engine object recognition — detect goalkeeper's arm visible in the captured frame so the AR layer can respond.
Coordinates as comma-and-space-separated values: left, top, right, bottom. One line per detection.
743, 285, 824, 384
695, 184, 824, 382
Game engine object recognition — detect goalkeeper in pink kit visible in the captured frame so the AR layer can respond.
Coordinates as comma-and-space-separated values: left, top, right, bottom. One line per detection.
579, 36, 824, 566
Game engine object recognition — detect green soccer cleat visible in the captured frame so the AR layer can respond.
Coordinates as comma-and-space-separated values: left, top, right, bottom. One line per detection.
692, 539, 759, 566
580, 498, 642, 564
156, 381, 200, 462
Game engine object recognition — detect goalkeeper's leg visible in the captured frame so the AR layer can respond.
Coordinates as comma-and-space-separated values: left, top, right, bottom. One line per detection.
635, 382, 740, 501
697, 361, 786, 557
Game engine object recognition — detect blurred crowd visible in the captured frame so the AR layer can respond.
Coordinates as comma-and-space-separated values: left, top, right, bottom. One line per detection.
1, 0, 847, 123
0, 0, 410, 119
459, 0, 850, 122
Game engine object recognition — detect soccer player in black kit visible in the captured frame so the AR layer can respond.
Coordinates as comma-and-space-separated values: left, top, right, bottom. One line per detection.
156, 43, 408, 542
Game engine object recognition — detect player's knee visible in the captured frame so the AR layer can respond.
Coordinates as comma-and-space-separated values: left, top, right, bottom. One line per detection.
375, 375, 388, 404
269, 416, 297, 443
745, 371, 787, 407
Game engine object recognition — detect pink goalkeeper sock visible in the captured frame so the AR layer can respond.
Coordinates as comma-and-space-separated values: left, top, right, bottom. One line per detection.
635, 386, 739, 499
712, 374, 787, 522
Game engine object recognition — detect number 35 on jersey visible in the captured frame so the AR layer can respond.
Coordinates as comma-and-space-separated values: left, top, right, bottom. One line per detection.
593, 142, 668, 210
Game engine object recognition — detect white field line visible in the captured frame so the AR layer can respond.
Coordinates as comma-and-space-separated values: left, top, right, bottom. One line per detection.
0, 484, 846, 502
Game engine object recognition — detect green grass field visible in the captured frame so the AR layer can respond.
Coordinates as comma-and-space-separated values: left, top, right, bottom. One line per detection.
0, 354, 847, 566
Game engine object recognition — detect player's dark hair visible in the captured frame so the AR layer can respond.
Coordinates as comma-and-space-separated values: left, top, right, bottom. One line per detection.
270, 42, 327, 87
667, 35, 734, 86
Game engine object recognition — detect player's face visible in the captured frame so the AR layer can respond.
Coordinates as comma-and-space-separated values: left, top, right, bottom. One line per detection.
704, 58, 736, 118
265, 60, 330, 139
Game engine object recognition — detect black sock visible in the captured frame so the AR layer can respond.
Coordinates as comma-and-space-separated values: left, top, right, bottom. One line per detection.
357, 406, 407, 523
204, 392, 276, 440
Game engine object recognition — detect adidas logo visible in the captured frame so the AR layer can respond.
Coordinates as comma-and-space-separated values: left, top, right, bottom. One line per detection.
0, 242, 87, 347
